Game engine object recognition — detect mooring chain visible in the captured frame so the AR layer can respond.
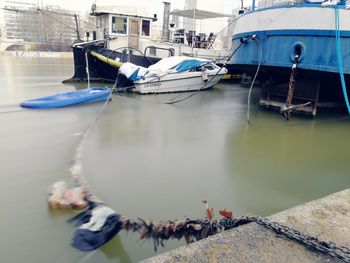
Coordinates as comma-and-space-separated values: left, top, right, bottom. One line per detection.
281, 55, 299, 120
280, 55, 314, 119
255, 217, 350, 262
120, 214, 350, 261
286, 56, 299, 108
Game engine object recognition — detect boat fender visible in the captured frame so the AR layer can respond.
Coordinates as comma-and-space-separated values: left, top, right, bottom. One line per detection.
64, 187, 88, 210
48, 181, 88, 210
201, 68, 209, 82
48, 181, 68, 210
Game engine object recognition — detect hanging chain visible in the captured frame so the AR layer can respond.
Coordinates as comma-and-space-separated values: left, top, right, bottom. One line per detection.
281, 55, 299, 120
286, 56, 299, 108
280, 55, 312, 120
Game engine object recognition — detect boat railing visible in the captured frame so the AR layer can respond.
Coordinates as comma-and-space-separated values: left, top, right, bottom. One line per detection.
144, 46, 175, 57
159, 29, 218, 50
72, 39, 106, 48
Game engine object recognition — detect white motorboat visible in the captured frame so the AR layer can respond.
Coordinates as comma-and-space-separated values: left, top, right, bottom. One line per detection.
116, 56, 227, 94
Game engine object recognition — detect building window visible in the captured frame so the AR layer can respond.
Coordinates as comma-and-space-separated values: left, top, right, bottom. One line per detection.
141, 20, 150, 36
111, 16, 127, 34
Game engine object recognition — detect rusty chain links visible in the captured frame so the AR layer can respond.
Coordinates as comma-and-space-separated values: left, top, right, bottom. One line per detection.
118, 211, 350, 261
195, 215, 350, 262
281, 55, 299, 120
255, 216, 350, 262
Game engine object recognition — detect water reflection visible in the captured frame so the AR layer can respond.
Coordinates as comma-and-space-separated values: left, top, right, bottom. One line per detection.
225, 114, 350, 215
100, 236, 132, 262
0, 55, 349, 263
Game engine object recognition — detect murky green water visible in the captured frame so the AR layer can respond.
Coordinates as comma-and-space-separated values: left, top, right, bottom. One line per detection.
0, 55, 349, 263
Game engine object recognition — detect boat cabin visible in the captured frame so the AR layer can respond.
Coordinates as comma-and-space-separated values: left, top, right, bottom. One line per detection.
90, 4, 157, 51
88, 3, 231, 61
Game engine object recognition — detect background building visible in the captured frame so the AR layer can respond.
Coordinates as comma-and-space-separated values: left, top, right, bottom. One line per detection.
0, 0, 93, 51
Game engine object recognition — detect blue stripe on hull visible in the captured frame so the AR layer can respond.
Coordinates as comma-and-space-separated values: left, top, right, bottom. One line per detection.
230, 29, 350, 74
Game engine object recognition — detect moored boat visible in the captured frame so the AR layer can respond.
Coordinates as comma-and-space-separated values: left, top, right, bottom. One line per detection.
116, 56, 227, 94
228, 0, 350, 116
64, 2, 232, 84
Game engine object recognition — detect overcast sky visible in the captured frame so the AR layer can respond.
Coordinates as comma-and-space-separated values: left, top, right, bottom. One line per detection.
2, 0, 242, 35
11, 0, 241, 13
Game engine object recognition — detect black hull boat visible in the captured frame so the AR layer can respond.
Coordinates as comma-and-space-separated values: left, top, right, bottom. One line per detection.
63, 41, 162, 84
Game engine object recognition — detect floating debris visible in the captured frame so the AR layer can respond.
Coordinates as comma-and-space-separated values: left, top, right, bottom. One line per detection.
119, 213, 255, 251
48, 181, 87, 210
65, 200, 254, 252
219, 208, 233, 219
68, 202, 121, 251
47, 170, 350, 259
202, 200, 214, 220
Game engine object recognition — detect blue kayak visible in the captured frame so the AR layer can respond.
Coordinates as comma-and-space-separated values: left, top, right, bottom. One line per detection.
20, 88, 111, 109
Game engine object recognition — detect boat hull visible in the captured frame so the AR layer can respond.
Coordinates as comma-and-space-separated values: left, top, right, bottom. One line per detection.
230, 5, 350, 73
64, 43, 237, 84
228, 5, 350, 111
64, 43, 160, 83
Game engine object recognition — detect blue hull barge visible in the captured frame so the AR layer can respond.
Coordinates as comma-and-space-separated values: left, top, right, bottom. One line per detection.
20, 87, 111, 109
229, 1, 350, 116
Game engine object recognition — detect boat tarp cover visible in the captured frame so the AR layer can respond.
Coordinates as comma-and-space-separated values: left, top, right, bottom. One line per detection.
118, 56, 211, 81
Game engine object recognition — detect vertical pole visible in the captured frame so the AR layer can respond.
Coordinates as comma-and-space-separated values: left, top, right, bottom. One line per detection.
192, 8, 195, 56
252, 0, 256, 11
85, 52, 90, 89
162, 2, 171, 42
312, 79, 320, 117
74, 14, 81, 41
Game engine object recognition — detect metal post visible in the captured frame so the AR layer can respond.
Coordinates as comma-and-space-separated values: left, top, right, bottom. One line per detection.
192, 8, 196, 56
162, 2, 171, 42
74, 14, 81, 41
252, 0, 256, 11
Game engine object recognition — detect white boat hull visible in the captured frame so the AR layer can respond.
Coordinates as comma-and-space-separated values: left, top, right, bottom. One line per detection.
133, 70, 226, 94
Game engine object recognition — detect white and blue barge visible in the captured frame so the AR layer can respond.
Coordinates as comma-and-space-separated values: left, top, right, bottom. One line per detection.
229, 1, 350, 115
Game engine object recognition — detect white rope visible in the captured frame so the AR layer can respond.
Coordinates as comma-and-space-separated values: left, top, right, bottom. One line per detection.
70, 92, 112, 201
247, 40, 263, 124
85, 52, 91, 89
